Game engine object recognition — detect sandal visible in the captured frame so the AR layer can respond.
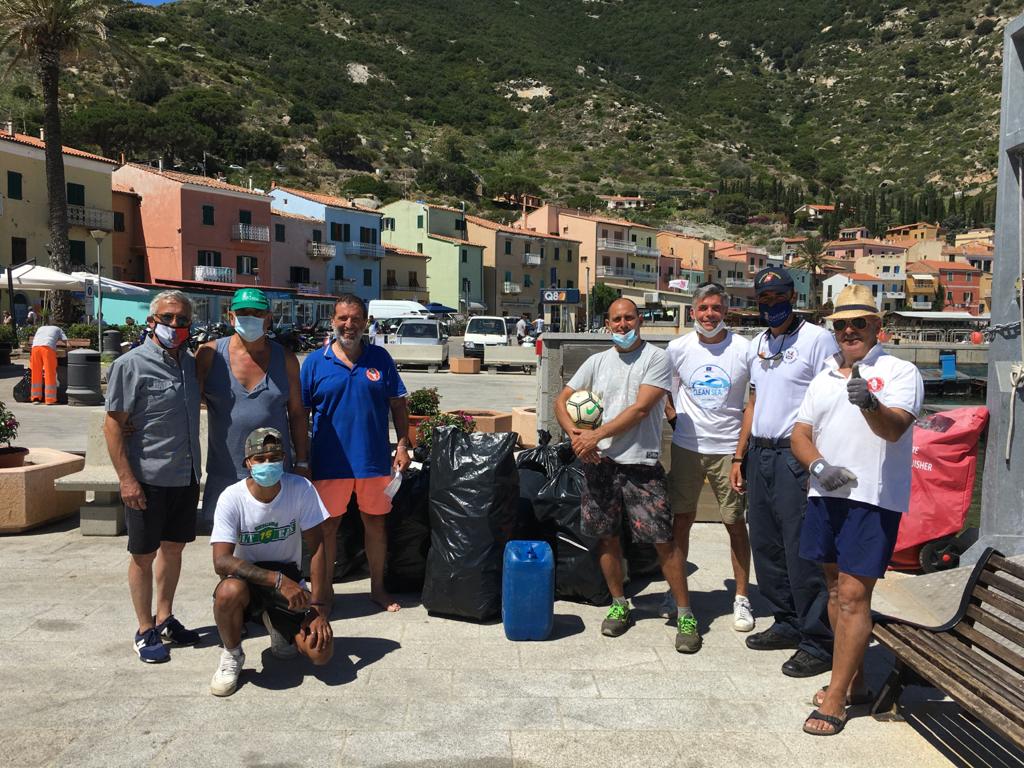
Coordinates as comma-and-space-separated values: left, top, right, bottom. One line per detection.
803, 708, 847, 736
810, 684, 875, 708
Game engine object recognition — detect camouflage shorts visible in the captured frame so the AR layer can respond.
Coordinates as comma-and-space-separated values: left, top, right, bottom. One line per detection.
581, 459, 673, 544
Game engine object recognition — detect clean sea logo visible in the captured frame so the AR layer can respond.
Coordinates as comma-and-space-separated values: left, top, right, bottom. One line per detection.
688, 364, 731, 409
240, 520, 296, 545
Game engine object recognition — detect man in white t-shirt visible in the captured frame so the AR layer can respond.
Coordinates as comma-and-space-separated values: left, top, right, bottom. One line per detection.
209, 427, 333, 697
663, 282, 754, 641
534, 315, 544, 336
555, 298, 694, 653
515, 314, 528, 344
792, 285, 922, 735
731, 266, 839, 678
30, 324, 67, 404
367, 316, 378, 345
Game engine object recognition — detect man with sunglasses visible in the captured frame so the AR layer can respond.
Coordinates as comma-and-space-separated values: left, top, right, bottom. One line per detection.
731, 267, 838, 678
209, 427, 333, 697
104, 290, 203, 663
792, 285, 922, 735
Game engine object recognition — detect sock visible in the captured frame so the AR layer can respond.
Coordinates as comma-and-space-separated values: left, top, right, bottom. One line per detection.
225, 645, 243, 656
677, 606, 694, 619
612, 596, 628, 607
735, 595, 750, 605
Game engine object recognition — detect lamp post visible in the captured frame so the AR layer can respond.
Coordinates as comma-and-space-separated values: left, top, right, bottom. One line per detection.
585, 266, 591, 331
89, 229, 106, 357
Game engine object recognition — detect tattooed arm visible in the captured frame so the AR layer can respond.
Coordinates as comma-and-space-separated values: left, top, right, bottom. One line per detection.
211, 542, 309, 611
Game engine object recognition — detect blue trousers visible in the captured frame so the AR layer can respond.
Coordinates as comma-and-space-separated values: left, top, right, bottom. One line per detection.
746, 444, 833, 662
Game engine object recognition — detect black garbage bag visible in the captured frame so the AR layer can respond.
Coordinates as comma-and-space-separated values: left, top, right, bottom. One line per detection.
624, 530, 663, 580
384, 465, 431, 594
422, 427, 519, 621
532, 458, 611, 606
12, 368, 30, 403
301, 494, 367, 582
516, 467, 549, 543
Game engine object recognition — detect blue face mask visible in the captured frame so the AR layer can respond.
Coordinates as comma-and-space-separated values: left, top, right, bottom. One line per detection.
611, 328, 638, 349
250, 461, 284, 487
233, 315, 266, 342
759, 300, 793, 328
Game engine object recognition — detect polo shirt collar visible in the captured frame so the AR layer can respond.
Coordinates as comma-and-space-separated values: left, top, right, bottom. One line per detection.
324, 341, 368, 369
140, 336, 181, 365
826, 340, 885, 372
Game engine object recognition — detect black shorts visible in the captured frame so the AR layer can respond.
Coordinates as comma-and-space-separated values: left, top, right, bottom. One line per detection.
216, 561, 309, 644
581, 459, 673, 544
125, 481, 200, 555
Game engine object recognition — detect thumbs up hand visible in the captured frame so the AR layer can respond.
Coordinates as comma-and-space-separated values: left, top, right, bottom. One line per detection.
847, 364, 878, 410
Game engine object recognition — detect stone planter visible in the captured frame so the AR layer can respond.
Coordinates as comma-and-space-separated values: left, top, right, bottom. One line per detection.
0, 447, 85, 533
450, 357, 480, 374
446, 409, 513, 434
512, 407, 538, 447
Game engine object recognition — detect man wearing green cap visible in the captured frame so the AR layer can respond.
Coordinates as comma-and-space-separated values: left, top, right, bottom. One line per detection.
197, 288, 309, 525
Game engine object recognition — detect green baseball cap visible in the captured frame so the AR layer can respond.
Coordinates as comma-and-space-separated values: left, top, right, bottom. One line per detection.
244, 427, 283, 458
231, 287, 270, 311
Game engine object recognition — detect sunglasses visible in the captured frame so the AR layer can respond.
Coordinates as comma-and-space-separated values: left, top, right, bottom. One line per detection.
832, 317, 869, 332
154, 313, 191, 326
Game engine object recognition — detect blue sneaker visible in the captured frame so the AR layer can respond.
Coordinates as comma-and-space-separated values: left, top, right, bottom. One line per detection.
135, 628, 170, 663
156, 615, 200, 646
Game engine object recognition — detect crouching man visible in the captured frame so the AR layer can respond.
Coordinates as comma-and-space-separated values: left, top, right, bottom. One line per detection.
209, 427, 334, 697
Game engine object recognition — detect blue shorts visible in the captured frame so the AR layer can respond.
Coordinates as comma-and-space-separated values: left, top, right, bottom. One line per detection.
799, 497, 902, 579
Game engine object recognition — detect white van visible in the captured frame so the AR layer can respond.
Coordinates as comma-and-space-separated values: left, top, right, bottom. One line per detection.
367, 299, 430, 321
462, 315, 510, 359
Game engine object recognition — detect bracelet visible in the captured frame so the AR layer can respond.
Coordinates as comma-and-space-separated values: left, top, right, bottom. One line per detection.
274, 571, 283, 591
294, 460, 309, 468
731, 457, 743, 463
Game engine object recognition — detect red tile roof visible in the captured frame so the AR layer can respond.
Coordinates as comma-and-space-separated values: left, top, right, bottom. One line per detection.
824, 239, 907, 251
272, 185, 382, 214
123, 163, 268, 197
464, 214, 581, 243
271, 209, 323, 223
428, 233, 477, 246
911, 259, 981, 272
0, 131, 118, 165
383, 243, 429, 258
844, 273, 886, 281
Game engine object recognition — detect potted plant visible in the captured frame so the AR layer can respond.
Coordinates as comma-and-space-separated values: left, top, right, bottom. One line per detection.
0, 401, 27, 468
406, 386, 441, 446
413, 411, 476, 461
0, 324, 16, 366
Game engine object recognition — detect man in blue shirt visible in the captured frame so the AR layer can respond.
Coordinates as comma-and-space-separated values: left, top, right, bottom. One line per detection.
301, 294, 411, 612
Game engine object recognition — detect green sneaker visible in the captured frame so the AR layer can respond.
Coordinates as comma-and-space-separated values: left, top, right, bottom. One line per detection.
675, 614, 702, 654
601, 602, 633, 637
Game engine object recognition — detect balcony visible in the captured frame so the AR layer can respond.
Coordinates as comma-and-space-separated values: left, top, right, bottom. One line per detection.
306, 241, 336, 260
883, 291, 906, 299
341, 242, 385, 259
231, 223, 271, 242
289, 281, 321, 294
331, 279, 355, 295
194, 265, 235, 283
724, 277, 755, 289
382, 284, 427, 295
67, 204, 114, 230
596, 266, 658, 283
502, 281, 522, 295
522, 253, 542, 267
596, 238, 661, 258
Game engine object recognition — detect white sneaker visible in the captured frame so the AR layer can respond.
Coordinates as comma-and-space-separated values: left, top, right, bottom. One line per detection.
210, 648, 244, 697
658, 590, 677, 620
733, 596, 755, 632
262, 611, 299, 659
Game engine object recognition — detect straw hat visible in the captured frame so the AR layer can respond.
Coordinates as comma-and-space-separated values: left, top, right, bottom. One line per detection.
826, 284, 881, 321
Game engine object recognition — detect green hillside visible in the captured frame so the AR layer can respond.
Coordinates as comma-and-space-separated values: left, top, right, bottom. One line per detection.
0, 0, 1009, 231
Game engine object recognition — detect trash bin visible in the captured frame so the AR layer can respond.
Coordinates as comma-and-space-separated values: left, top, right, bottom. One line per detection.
66, 348, 104, 405
102, 329, 123, 357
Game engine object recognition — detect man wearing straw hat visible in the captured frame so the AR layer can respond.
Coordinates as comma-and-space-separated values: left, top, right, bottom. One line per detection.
791, 284, 923, 735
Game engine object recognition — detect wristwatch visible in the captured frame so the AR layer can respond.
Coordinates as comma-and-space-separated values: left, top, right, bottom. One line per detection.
294, 461, 309, 468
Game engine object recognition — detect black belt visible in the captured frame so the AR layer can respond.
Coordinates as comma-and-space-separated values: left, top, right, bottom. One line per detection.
751, 437, 791, 449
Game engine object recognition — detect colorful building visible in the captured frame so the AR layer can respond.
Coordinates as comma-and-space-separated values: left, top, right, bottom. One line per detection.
111, 187, 145, 282
822, 273, 886, 311
907, 260, 983, 315
269, 210, 332, 295
380, 244, 430, 302
885, 221, 943, 244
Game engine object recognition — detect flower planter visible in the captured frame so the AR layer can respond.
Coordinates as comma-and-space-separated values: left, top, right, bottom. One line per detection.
407, 414, 430, 447
512, 407, 538, 447
0, 446, 29, 469
0, 447, 85, 533
445, 409, 512, 434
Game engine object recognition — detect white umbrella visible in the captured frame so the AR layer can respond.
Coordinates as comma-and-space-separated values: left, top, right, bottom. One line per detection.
0, 264, 82, 291
70, 272, 150, 296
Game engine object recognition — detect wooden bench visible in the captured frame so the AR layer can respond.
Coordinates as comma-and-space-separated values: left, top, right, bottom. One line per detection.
870, 547, 1024, 751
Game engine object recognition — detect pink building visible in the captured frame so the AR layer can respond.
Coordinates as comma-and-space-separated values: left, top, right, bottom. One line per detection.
269, 210, 334, 294
823, 238, 907, 261
111, 163, 272, 287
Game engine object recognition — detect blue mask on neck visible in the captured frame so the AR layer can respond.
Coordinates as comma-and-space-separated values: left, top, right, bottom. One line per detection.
759, 300, 793, 328
250, 461, 284, 487
611, 329, 638, 349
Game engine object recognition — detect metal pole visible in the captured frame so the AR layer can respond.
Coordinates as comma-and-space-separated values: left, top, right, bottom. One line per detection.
585, 266, 591, 330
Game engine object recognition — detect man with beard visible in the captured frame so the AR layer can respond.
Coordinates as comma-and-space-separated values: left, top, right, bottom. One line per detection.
300, 294, 411, 612
730, 267, 838, 678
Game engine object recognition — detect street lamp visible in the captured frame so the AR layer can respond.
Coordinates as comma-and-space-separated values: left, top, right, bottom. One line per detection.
585, 266, 591, 331
89, 229, 106, 357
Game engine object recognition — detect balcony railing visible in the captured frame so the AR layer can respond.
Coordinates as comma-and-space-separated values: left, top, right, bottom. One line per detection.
194, 265, 235, 283
231, 223, 271, 242
522, 253, 542, 267
596, 238, 660, 257
67, 204, 114, 230
502, 281, 522, 295
596, 266, 657, 283
289, 281, 321, 294
382, 284, 427, 294
883, 291, 906, 299
724, 277, 755, 288
331, 279, 355, 294
341, 242, 385, 259
307, 241, 336, 259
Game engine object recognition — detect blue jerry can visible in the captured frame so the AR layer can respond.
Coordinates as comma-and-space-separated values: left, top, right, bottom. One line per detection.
502, 540, 554, 641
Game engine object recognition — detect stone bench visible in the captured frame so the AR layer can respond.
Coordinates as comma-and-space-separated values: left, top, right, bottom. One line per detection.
382, 343, 447, 373
55, 410, 209, 536
483, 345, 538, 374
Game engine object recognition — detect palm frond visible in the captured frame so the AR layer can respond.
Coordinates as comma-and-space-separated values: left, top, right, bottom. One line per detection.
0, 0, 108, 73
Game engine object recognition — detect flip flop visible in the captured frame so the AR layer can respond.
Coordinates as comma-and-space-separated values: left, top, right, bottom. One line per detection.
810, 685, 875, 707
803, 709, 847, 736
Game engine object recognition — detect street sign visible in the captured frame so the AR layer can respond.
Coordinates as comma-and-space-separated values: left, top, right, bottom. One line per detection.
539, 288, 580, 304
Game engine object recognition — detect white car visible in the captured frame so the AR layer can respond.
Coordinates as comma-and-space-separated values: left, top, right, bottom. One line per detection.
462, 316, 510, 359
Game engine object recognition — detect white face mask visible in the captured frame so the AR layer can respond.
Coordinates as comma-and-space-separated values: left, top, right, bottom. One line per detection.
694, 319, 727, 339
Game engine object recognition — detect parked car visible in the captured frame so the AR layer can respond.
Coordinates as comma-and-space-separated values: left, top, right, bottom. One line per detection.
462, 315, 509, 359
390, 318, 449, 368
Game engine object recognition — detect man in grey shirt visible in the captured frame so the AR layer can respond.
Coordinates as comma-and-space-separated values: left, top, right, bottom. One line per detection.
555, 298, 696, 653
105, 290, 203, 664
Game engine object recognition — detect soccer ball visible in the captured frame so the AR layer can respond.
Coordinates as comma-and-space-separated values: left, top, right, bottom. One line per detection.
566, 390, 604, 430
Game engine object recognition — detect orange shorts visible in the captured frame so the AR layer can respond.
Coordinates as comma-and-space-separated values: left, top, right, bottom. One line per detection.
313, 476, 393, 517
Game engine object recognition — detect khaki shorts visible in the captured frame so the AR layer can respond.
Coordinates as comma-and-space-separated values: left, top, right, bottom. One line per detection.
667, 444, 746, 524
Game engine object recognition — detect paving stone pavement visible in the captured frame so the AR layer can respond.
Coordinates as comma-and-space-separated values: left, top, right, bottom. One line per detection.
6, 517, 1013, 768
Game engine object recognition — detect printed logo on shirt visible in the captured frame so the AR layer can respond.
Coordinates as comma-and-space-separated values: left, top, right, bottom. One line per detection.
867, 376, 884, 392
366, 368, 381, 382
783, 348, 799, 363
687, 364, 731, 409
239, 520, 297, 545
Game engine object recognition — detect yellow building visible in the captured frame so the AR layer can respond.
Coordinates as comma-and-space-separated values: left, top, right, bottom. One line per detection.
954, 228, 994, 247
656, 231, 709, 271
885, 221, 942, 244
381, 244, 429, 302
0, 130, 116, 318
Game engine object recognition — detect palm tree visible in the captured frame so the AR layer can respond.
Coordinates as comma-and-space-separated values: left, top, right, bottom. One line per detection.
792, 235, 825, 310
0, 0, 107, 323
